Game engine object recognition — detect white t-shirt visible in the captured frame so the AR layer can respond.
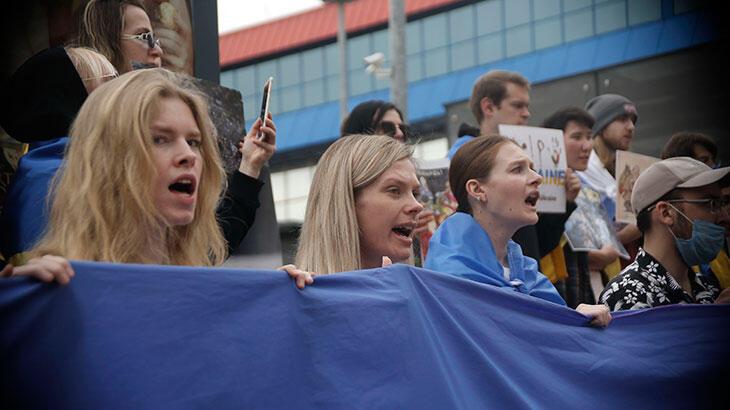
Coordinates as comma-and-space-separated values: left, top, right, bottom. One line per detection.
502, 266, 511, 281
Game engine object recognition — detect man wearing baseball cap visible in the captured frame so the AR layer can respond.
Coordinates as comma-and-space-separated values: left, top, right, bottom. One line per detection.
599, 157, 730, 311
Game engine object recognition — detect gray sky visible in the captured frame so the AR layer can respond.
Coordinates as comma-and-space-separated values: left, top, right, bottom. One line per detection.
217, 0, 322, 34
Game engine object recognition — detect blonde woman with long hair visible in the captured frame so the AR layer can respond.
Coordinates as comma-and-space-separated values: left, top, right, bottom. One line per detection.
2, 68, 227, 281
284, 134, 424, 288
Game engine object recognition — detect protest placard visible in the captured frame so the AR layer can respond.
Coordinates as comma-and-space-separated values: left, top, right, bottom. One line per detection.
615, 150, 659, 224
499, 125, 567, 213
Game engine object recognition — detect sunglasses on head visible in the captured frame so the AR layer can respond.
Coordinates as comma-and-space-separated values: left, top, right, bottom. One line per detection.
122, 32, 161, 49
377, 121, 411, 140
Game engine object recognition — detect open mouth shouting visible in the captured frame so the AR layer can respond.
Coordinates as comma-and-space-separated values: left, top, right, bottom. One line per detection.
168, 175, 197, 197
391, 223, 415, 244
525, 190, 540, 210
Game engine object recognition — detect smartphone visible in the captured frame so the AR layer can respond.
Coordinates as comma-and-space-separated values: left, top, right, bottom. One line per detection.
257, 77, 273, 140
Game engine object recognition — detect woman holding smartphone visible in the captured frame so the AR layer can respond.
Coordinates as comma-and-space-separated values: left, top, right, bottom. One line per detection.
424, 136, 611, 327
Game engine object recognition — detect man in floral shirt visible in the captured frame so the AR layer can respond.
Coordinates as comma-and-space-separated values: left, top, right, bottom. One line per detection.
600, 157, 730, 311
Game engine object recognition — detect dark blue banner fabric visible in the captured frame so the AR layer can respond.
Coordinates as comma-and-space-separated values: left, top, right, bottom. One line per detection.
1, 262, 728, 409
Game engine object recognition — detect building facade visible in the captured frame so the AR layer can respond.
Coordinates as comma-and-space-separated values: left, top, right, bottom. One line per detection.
219, 0, 724, 245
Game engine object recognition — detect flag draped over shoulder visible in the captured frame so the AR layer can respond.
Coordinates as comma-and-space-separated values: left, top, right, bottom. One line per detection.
1, 261, 728, 409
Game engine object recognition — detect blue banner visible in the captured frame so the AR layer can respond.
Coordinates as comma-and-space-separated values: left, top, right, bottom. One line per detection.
1, 262, 728, 409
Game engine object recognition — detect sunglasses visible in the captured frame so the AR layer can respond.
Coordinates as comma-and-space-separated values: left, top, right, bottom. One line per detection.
122, 32, 161, 49
377, 121, 411, 140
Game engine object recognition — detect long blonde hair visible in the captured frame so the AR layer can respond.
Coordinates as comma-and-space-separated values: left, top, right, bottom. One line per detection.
33, 68, 227, 265
65, 46, 118, 91
295, 134, 413, 274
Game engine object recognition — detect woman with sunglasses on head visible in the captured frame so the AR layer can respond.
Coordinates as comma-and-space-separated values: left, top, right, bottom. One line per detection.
1, 69, 228, 281
74, 0, 277, 256
75, 0, 163, 73
0, 46, 118, 266
424, 136, 611, 327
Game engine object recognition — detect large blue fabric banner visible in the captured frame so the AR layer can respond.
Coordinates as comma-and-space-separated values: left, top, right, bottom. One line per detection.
1, 261, 728, 409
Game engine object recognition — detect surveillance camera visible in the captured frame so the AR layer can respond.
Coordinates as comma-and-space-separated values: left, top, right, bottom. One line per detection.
363, 52, 385, 66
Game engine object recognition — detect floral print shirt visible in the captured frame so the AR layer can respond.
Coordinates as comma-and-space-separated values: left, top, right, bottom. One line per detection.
600, 248, 720, 311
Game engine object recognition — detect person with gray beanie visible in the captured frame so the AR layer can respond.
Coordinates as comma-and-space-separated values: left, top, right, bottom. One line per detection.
576, 94, 642, 261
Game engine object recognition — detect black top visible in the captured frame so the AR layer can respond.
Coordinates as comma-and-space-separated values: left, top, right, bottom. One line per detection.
600, 247, 720, 311
513, 200, 578, 262
218, 171, 264, 256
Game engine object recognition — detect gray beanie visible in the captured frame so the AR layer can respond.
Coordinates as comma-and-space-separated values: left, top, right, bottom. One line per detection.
584, 94, 638, 136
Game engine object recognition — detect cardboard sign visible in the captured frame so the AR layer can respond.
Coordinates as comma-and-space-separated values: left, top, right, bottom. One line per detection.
499, 125, 567, 213
615, 150, 659, 225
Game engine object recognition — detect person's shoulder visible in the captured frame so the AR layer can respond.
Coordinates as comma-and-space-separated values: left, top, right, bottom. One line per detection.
447, 135, 476, 159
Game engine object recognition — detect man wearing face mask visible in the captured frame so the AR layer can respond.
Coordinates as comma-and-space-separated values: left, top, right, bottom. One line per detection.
599, 157, 730, 311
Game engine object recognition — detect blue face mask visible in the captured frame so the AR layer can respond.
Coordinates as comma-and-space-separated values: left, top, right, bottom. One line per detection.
667, 204, 725, 266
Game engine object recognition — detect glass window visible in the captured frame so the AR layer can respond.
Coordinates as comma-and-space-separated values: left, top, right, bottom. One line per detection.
424, 47, 448, 78
374, 75, 389, 91
243, 95, 257, 124
563, 0, 592, 12
280, 86, 302, 113
505, 0, 531, 28
235, 65, 256, 97
534, 17, 562, 50
372, 30, 388, 58
302, 48, 324, 81
348, 35, 371, 69
422, 13, 448, 50
324, 43, 341, 76
220, 70, 235, 89
596, 1, 627, 34
477, 32, 504, 64
407, 54, 424, 82
285, 198, 308, 222
287, 167, 312, 199
326, 75, 340, 101
476, 0, 502, 36
406, 21, 422, 55
270, 171, 286, 202
449, 6, 475, 43
279, 53, 301, 87
303, 79, 325, 106
414, 138, 449, 160
505, 25, 532, 57
450, 40, 476, 72
256, 60, 277, 92
534, 0, 560, 20
349, 68, 372, 96
564, 9, 594, 42
629, 0, 661, 25
268, 88, 281, 115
